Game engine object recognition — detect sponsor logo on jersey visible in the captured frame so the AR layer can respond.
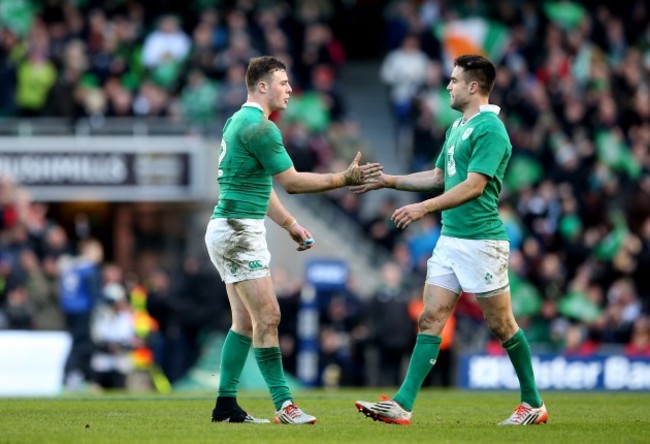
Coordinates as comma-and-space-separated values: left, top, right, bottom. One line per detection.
447, 145, 456, 176
248, 260, 263, 270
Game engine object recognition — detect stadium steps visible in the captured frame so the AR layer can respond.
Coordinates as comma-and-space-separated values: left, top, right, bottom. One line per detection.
266, 187, 389, 299
339, 60, 414, 219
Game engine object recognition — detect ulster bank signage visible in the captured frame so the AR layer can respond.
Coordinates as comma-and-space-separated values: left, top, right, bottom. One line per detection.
0, 137, 211, 201
459, 354, 650, 391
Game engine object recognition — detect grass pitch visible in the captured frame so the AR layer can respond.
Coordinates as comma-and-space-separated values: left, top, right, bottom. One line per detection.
1, 389, 648, 443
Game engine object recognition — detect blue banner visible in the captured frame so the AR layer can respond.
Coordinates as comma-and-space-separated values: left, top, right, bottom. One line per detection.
297, 260, 349, 387
304, 259, 349, 291
458, 354, 650, 391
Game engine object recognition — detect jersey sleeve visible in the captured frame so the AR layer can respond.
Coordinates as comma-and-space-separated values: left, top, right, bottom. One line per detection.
248, 122, 294, 175
467, 129, 509, 178
434, 147, 445, 170
435, 123, 456, 170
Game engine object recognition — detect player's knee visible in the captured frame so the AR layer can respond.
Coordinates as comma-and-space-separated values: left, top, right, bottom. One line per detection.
418, 310, 447, 335
258, 310, 281, 332
486, 318, 514, 341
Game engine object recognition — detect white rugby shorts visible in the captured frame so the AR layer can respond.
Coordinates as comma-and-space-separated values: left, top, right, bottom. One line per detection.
204, 218, 271, 284
426, 235, 510, 296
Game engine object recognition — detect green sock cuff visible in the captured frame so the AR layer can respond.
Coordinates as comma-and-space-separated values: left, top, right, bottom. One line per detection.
254, 347, 282, 361
502, 328, 525, 350
416, 333, 442, 345
229, 329, 252, 345
253, 347, 291, 410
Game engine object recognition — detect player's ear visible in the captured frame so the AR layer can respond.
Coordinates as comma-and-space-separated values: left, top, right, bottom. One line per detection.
258, 81, 268, 93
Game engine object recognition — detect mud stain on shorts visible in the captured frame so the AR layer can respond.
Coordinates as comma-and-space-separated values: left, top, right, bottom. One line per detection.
225, 219, 252, 259
479, 241, 510, 275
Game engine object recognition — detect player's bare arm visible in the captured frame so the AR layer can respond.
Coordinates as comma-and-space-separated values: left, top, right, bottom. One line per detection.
266, 189, 314, 251
392, 172, 488, 229
274, 151, 382, 193
351, 167, 444, 194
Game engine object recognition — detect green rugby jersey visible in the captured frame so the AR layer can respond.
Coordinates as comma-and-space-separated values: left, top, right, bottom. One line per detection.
212, 104, 293, 219
434, 105, 511, 240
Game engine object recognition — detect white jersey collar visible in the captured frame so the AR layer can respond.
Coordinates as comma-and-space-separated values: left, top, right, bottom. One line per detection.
460, 104, 501, 125
242, 102, 264, 112
479, 104, 501, 114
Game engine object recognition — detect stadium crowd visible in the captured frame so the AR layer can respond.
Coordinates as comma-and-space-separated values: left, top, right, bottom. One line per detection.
0, 0, 649, 390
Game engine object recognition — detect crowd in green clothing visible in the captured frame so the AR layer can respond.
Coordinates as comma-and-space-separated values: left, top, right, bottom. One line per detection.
354, 0, 650, 356
0, 0, 649, 360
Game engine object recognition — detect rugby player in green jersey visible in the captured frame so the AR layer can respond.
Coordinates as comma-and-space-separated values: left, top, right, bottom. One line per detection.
353, 55, 547, 426
204, 56, 381, 425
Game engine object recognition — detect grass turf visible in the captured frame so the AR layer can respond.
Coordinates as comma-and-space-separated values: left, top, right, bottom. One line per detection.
0, 389, 648, 443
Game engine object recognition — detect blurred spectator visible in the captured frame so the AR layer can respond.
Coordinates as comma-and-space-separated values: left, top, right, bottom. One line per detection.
272, 265, 301, 376
59, 238, 104, 389
20, 249, 64, 331
179, 69, 218, 126
600, 278, 641, 343
362, 196, 401, 253
1, 285, 34, 330
214, 30, 259, 78
319, 290, 365, 387
132, 80, 170, 117
144, 259, 218, 385
90, 282, 136, 390
298, 22, 345, 85
15, 23, 57, 116
0, 29, 20, 117
404, 214, 440, 274
44, 39, 86, 119
310, 64, 346, 123
364, 262, 415, 386
215, 63, 247, 125
625, 315, 650, 357
380, 33, 430, 143
141, 15, 190, 69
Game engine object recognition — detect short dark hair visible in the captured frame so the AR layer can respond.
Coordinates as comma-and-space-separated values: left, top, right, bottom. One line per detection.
245, 56, 287, 91
454, 55, 496, 95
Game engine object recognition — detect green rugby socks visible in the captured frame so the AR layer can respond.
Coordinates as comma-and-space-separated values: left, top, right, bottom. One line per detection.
254, 347, 292, 410
393, 334, 442, 411
217, 329, 252, 398
502, 328, 543, 407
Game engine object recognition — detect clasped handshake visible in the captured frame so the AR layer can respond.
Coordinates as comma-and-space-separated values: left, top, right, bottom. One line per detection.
343, 152, 426, 231
290, 152, 422, 252
342, 151, 384, 187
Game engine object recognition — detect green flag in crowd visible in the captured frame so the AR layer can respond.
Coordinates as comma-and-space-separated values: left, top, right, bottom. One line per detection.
504, 154, 543, 192
283, 92, 331, 133
510, 273, 543, 318
543, 1, 587, 31
558, 290, 603, 323
0, 0, 35, 38
595, 130, 642, 179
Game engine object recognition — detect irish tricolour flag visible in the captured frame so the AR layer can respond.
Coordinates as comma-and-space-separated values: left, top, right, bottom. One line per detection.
435, 18, 511, 63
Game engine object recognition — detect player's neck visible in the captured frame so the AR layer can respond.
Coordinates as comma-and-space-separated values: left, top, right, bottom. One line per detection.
461, 98, 489, 122
243, 98, 270, 117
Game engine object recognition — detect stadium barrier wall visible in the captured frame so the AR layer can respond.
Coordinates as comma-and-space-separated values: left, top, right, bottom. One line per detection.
0, 331, 72, 396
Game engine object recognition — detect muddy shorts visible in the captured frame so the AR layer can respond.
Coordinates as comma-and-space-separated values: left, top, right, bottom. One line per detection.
204, 218, 271, 284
